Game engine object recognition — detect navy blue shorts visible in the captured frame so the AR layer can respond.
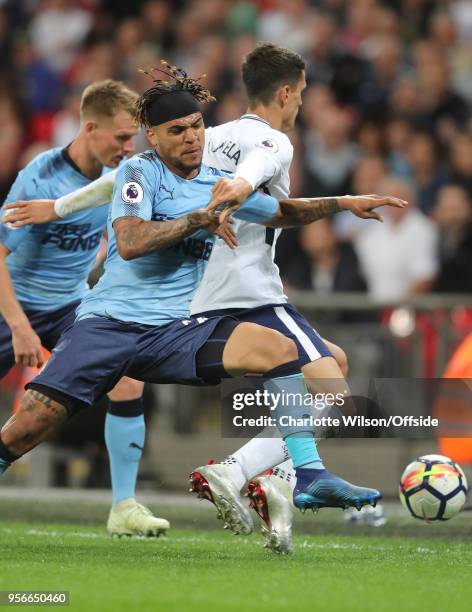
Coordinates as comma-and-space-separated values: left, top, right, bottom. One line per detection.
195, 303, 331, 367
28, 314, 235, 412
0, 300, 80, 378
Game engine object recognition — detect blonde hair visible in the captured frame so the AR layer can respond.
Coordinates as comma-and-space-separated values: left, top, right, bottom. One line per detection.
80, 80, 138, 122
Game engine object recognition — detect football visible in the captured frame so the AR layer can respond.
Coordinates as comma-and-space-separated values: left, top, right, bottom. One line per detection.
399, 454, 468, 521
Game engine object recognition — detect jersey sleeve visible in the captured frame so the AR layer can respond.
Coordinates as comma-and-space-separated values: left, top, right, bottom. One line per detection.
55, 169, 117, 217
234, 132, 293, 190
233, 191, 279, 224
111, 158, 157, 223
0, 166, 50, 251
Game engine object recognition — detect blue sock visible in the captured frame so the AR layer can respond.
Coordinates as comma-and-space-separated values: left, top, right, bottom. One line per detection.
284, 433, 324, 469
105, 399, 145, 507
264, 372, 325, 470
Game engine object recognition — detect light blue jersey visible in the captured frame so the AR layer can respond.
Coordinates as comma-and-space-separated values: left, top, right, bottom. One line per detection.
0, 148, 110, 311
77, 149, 279, 326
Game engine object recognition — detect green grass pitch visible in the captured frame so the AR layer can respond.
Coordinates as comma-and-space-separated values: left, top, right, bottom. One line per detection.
1, 497, 472, 612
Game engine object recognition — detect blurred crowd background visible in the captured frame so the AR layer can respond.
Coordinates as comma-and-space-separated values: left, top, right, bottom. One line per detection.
0, 0, 471, 304
1, 0, 472, 490
0, 0, 471, 303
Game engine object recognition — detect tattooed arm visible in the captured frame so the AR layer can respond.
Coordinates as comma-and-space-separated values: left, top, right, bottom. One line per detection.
113, 210, 224, 260
269, 197, 342, 228
265, 194, 408, 229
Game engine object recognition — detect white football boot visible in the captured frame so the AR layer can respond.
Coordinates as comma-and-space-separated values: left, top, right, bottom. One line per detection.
247, 471, 294, 554
189, 463, 253, 535
107, 498, 170, 537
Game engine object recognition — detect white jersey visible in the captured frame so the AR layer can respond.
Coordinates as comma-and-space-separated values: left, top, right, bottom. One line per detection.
190, 114, 293, 314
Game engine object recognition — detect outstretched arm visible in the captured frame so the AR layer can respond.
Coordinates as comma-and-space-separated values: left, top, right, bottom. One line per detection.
265, 194, 407, 228
1, 171, 117, 226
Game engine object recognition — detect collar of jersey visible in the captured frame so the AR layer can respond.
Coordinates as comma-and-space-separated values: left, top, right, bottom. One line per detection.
61, 145, 91, 180
238, 114, 271, 127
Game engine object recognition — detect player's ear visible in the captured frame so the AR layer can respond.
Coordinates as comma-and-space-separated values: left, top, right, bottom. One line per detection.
277, 85, 291, 108
146, 127, 158, 147
84, 120, 98, 135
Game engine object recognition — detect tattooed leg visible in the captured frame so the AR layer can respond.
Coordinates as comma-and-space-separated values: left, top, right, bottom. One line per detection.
0, 390, 67, 457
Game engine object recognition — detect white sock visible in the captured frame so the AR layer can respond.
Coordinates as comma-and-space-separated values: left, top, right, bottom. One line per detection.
230, 435, 289, 483
273, 459, 293, 473
271, 459, 296, 491
220, 456, 247, 490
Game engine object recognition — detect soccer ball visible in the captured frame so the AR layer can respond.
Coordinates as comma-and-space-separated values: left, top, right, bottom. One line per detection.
399, 454, 468, 521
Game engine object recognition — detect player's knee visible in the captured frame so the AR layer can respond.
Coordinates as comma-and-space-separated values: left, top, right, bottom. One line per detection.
264, 332, 298, 371
108, 377, 144, 401
0, 424, 16, 450
335, 346, 349, 377
1, 395, 38, 455
223, 323, 298, 375
280, 335, 298, 365
325, 341, 349, 377
1, 390, 66, 456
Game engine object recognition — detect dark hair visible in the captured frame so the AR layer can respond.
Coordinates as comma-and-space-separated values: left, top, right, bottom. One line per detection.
242, 42, 305, 105
136, 60, 215, 127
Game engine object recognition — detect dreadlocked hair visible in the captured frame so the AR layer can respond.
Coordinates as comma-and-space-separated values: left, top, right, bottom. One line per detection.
135, 60, 216, 127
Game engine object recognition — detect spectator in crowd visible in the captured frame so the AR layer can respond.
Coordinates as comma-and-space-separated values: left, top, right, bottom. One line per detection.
299, 83, 336, 131
257, 0, 315, 53
304, 12, 340, 86
0, 7, 12, 63
0, 93, 23, 203
358, 35, 404, 121
30, 0, 93, 74
449, 133, 472, 197
50, 87, 82, 147
451, 0, 472, 43
334, 154, 387, 239
385, 117, 411, 178
141, 0, 174, 51
356, 121, 384, 157
354, 177, 438, 303
433, 185, 472, 294
282, 218, 367, 294
405, 131, 451, 215
303, 107, 358, 197
428, 10, 472, 104
0, 0, 470, 307
390, 76, 420, 122
414, 57, 470, 138
11, 37, 61, 116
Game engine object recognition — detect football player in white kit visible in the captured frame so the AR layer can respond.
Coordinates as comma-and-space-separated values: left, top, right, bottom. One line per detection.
188, 44, 385, 553
3, 46, 400, 552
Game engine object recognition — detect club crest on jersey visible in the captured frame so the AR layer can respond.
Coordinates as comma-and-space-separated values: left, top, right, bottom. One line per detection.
121, 181, 144, 204
256, 138, 279, 153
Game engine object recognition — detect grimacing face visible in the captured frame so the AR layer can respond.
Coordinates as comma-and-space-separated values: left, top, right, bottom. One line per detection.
87, 110, 138, 168
147, 112, 205, 177
281, 71, 306, 133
